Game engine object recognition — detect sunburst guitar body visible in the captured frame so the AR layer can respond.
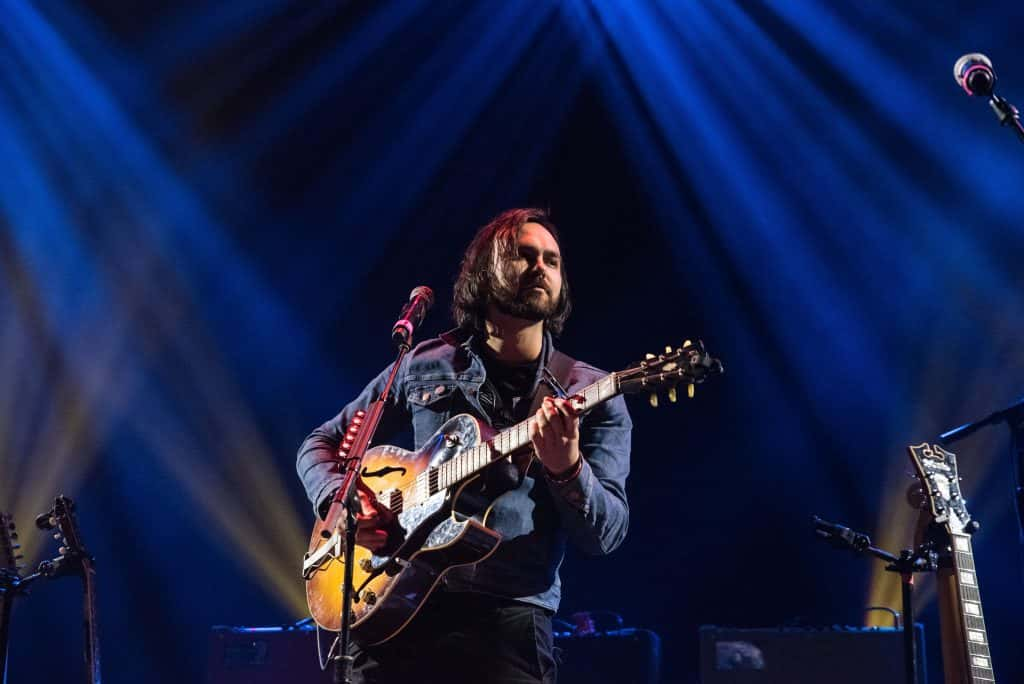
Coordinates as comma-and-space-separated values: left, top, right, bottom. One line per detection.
304, 414, 510, 646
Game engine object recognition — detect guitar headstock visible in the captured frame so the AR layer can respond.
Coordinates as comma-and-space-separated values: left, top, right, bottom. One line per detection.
907, 443, 975, 536
617, 340, 724, 407
1, 511, 23, 579
37, 495, 93, 574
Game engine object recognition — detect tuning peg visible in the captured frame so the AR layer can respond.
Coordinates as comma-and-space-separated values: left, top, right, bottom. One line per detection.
667, 387, 677, 403
645, 353, 655, 360
665, 346, 672, 354
687, 383, 695, 399
649, 393, 658, 408
683, 339, 692, 348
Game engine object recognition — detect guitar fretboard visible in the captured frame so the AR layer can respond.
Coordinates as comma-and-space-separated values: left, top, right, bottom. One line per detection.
951, 533, 995, 683
400, 373, 620, 508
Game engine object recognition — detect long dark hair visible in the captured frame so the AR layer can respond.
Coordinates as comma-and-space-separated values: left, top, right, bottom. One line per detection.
452, 208, 572, 336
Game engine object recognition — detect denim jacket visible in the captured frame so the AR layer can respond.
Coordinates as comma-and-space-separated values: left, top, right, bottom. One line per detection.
296, 329, 631, 611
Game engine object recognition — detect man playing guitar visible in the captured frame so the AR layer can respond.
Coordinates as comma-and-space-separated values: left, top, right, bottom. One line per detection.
297, 208, 632, 683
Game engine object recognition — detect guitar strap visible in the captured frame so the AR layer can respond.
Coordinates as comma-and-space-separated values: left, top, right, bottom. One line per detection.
527, 349, 576, 416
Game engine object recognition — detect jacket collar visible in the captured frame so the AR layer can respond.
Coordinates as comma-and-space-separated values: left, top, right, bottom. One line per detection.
440, 326, 553, 389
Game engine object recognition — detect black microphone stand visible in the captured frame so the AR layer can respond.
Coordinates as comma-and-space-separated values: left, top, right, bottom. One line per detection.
0, 543, 93, 684
330, 331, 415, 684
812, 516, 935, 684
987, 93, 1024, 144
940, 396, 1024, 549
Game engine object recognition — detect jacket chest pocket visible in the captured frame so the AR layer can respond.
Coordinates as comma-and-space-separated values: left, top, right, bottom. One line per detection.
407, 383, 457, 446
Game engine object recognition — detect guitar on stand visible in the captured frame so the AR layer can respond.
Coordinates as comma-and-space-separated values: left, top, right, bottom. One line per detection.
37, 496, 102, 684
907, 443, 996, 684
303, 340, 723, 647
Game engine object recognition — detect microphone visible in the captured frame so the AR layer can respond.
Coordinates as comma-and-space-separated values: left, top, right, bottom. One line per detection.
392, 286, 434, 349
954, 53, 996, 97
812, 516, 870, 552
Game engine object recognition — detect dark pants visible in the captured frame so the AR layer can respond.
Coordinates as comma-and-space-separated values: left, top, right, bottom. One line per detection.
348, 590, 557, 684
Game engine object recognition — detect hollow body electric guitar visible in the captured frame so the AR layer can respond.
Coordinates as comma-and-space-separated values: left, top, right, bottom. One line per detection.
304, 341, 722, 646
907, 443, 995, 684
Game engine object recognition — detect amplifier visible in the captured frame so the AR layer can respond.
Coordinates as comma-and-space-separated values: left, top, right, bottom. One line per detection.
556, 628, 661, 684
208, 625, 329, 683
208, 623, 661, 684
699, 625, 926, 684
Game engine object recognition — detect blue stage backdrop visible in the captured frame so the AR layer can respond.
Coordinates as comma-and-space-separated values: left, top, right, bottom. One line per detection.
1, 1, 1022, 682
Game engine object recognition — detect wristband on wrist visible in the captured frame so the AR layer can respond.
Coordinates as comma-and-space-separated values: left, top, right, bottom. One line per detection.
545, 457, 583, 484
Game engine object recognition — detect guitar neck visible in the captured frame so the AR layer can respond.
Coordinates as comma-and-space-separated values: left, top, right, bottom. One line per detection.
81, 563, 101, 684
407, 373, 620, 502
949, 533, 995, 683
0, 512, 17, 681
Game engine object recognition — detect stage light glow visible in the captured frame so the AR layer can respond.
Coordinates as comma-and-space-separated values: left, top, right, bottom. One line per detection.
0, 1, 316, 614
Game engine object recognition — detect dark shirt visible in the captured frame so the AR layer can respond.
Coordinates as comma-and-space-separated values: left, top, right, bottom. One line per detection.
477, 346, 539, 430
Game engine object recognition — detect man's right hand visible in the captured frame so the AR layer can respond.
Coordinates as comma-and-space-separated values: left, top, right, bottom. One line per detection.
354, 479, 403, 555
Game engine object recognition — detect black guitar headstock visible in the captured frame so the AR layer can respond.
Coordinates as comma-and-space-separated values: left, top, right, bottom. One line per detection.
907, 443, 975, 536
1, 512, 23, 584
37, 496, 93, 576
616, 340, 723, 407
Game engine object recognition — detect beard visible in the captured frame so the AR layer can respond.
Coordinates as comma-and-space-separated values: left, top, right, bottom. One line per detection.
490, 271, 559, 322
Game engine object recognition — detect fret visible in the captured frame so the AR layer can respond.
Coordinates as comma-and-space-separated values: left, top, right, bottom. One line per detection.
964, 615, 987, 631
959, 570, 977, 586
967, 629, 986, 644
957, 551, 976, 571
584, 384, 597, 409
964, 601, 982, 617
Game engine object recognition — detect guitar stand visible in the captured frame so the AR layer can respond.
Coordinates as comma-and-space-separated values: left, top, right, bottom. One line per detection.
4, 557, 98, 684
812, 516, 937, 684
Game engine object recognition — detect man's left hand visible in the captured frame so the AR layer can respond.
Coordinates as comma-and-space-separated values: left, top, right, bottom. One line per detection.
530, 395, 581, 477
